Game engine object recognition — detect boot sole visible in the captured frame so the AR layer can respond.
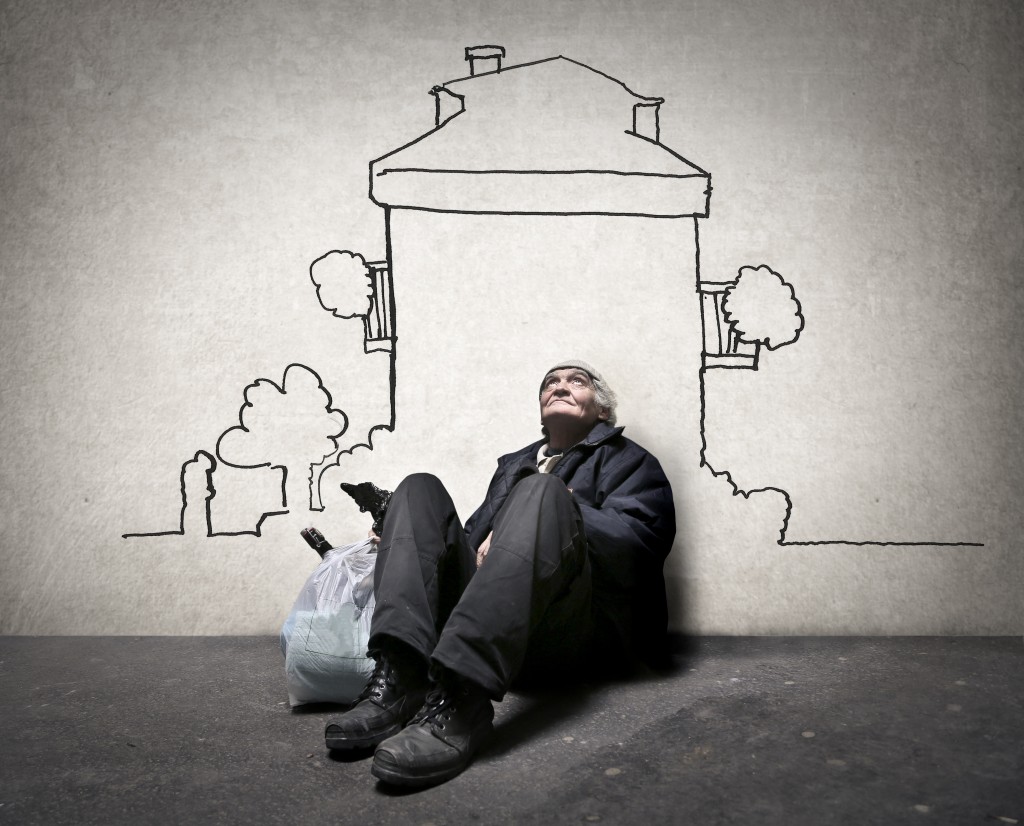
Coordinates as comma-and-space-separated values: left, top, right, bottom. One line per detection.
325, 722, 402, 752
370, 758, 467, 788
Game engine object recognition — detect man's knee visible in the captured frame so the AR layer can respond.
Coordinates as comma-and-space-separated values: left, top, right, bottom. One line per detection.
385, 473, 460, 536
506, 472, 570, 502
489, 472, 586, 572
393, 472, 447, 501
498, 473, 576, 527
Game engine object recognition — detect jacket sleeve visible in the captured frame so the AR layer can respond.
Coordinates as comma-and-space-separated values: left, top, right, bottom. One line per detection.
573, 450, 676, 588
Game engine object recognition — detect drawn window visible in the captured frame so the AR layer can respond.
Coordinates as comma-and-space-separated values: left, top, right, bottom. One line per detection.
364, 260, 394, 353
700, 281, 759, 370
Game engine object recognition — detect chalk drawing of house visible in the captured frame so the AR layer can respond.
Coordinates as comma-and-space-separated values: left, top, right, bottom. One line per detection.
358, 48, 784, 622
372, 49, 710, 218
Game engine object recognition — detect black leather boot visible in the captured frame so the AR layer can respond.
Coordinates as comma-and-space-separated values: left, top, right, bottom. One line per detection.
370, 678, 494, 787
324, 650, 428, 752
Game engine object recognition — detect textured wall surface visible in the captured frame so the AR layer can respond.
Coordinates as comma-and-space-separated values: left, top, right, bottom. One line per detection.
1, 0, 1021, 634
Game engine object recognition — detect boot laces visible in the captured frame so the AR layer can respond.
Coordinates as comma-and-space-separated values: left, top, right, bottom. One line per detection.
358, 659, 394, 702
414, 685, 464, 728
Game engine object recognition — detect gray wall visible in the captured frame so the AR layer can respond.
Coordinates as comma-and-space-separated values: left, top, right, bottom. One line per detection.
1, 0, 1021, 634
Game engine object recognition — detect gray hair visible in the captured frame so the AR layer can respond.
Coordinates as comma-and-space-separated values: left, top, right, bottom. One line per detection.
540, 359, 618, 427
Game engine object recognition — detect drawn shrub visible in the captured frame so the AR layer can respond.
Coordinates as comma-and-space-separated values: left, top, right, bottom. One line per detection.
310, 250, 374, 319
722, 265, 804, 350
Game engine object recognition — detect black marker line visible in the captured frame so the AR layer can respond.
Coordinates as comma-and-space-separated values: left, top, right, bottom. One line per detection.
623, 130, 710, 177
369, 110, 467, 172
440, 54, 564, 86
210, 510, 290, 538
376, 168, 708, 180
781, 540, 986, 547
374, 204, 709, 219
311, 209, 398, 510
122, 449, 289, 539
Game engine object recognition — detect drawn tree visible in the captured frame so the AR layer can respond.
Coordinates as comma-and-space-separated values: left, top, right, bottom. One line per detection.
310, 250, 374, 318
722, 265, 804, 350
216, 364, 348, 511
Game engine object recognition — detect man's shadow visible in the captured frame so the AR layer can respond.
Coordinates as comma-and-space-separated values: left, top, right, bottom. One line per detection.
308, 637, 696, 791
485, 683, 600, 758
482, 640, 694, 760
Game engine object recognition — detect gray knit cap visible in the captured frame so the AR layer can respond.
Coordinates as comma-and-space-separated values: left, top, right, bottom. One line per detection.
540, 359, 618, 426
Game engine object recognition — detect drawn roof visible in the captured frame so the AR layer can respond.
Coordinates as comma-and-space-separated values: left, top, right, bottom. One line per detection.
370, 55, 711, 217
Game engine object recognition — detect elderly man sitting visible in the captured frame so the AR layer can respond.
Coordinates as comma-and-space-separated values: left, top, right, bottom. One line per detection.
324, 360, 677, 788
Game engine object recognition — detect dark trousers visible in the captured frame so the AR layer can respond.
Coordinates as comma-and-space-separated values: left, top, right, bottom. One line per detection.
368, 472, 594, 699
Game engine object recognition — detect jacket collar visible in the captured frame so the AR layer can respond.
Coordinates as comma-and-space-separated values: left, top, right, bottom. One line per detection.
575, 420, 624, 449
546, 421, 624, 456
509, 422, 625, 467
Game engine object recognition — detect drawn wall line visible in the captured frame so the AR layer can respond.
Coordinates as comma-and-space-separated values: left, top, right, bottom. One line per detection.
207, 510, 290, 539
124, 363, 352, 537
378, 168, 708, 179
780, 540, 987, 547
363, 206, 707, 219
695, 224, 983, 547
121, 450, 287, 539
123, 46, 982, 550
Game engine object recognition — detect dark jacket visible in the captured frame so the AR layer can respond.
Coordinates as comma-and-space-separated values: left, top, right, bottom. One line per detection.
465, 422, 676, 666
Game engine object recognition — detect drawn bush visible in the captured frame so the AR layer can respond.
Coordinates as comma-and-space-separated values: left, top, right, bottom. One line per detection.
310, 250, 374, 319
216, 364, 348, 511
722, 265, 804, 350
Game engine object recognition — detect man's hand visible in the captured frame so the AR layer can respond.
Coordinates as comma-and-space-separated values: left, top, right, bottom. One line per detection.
368, 529, 380, 544
476, 531, 493, 568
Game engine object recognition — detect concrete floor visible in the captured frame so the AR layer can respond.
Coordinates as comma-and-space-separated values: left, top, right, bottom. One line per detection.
0, 636, 1021, 825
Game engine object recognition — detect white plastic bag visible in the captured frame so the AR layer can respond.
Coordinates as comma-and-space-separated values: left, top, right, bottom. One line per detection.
280, 537, 377, 707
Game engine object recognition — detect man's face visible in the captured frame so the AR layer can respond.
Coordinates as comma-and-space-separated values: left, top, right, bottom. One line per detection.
539, 368, 608, 432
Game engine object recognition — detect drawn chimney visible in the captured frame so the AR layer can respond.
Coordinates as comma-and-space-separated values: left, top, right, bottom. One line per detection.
432, 85, 465, 127
632, 99, 664, 143
465, 45, 505, 76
